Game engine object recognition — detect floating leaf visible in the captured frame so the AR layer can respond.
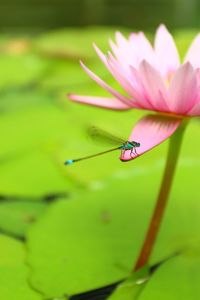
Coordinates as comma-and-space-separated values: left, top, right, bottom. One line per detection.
26, 168, 163, 298
0, 53, 48, 89
0, 201, 46, 240
0, 235, 42, 299
108, 267, 149, 300
139, 254, 200, 300
35, 27, 130, 60
0, 192, 68, 240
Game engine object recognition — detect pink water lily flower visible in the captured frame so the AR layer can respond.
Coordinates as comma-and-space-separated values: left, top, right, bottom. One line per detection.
69, 24, 200, 161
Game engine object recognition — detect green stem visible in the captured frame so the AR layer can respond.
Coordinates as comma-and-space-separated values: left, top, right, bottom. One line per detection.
134, 120, 188, 272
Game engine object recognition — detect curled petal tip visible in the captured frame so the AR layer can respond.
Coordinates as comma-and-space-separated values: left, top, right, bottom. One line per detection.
120, 114, 181, 162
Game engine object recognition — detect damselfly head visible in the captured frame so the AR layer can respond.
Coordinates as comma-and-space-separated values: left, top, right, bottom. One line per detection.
136, 142, 140, 147
131, 141, 141, 147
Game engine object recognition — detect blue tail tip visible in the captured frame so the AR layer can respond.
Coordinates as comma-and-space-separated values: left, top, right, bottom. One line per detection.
64, 159, 74, 165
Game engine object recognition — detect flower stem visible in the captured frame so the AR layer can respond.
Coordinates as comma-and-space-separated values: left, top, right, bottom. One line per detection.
134, 120, 187, 272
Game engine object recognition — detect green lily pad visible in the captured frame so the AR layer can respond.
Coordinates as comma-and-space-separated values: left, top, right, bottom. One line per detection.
0, 235, 42, 299
108, 267, 149, 300
139, 253, 200, 300
0, 201, 46, 239
40, 59, 111, 92
0, 89, 54, 113
0, 53, 48, 89
26, 165, 163, 298
0, 192, 69, 240
0, 150, 74, 195
35, 26, 130, 60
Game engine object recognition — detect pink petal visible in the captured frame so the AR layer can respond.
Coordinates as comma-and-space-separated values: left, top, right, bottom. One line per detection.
68, 94, 130, 110
111, 31, 154, 70
80, 61, 132, 106
184, 34, 200, 68
93, 43, 110, 68
169, 62, 197, 114
109, 39, 121, 60
137, 32, 154, 57
155, 24, 180, 77
196, 68, 200, 85
129, 66, 155, 110
139, 60, 169, 111
115, 31, 129, 47
109, 37, 137, 71
130, 32, 156, 67
120, 32, 156, 69
93, 44, 142, 107
107, 52, 145, 107
110, 31, 154, 69
188, 102, 200, 116
120, 114, 181, 161
188, 68, 200, 116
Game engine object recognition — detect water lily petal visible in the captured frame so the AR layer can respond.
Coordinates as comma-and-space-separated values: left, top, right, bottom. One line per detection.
115, 31, 130, 47
129, 32, 156, 69
68, 94, 131, 110
120, 114, 181, 161
129, 66, 155, 110
80, 61, 132, 106
155, 24, 180, 77
195, 68, 200, 86
113, 31, 155, 69
93, 43, 110, 68
93, 44, 129, 91
109, 35, 136, 71
109, 39, 122, 61
139, 60, 169, 111
187, 69, 200, 115
93, 44, 142, 106
131, 32, 156, 67
169, 62, 197, 114
107, 53, 147, 107
184, 33, 200, 68
188, 102, 200, 116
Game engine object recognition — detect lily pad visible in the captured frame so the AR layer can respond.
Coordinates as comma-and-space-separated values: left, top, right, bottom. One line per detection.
139, 254, 200, 300
0, 201, 46, 239
0, 53, 48, 89
0, 150, 74, 195
108, 267, 149, 300
0, 235, 42, 299
35, 26, 130, 60
26, 165, 163, 298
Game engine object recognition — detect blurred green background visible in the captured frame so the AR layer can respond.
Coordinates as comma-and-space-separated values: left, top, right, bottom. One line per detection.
1, 1, 200, 300
0, 0, 199, 31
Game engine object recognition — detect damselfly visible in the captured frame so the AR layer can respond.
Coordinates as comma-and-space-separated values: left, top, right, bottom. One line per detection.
64, 127, 140, 165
